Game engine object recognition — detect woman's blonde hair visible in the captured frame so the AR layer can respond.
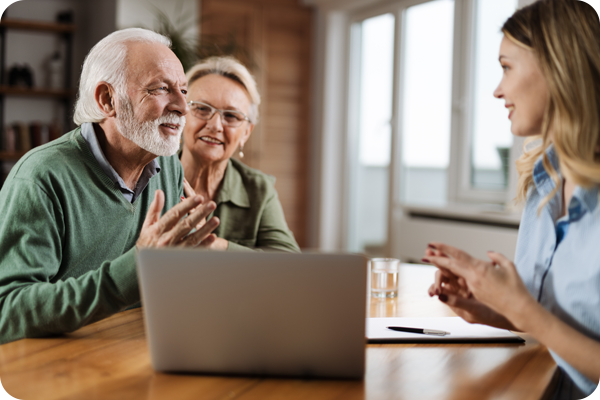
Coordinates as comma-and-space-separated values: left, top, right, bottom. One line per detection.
186, 56, 261, 124
503, 0, 600, 206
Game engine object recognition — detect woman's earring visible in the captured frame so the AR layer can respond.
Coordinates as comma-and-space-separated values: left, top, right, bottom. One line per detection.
239, 143, 245, 158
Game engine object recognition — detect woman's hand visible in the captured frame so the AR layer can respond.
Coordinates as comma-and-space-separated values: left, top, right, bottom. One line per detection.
424, 242, 534, 331
432, 284, 518, 330
426, 246, 471, 298
426, 257, 517, 330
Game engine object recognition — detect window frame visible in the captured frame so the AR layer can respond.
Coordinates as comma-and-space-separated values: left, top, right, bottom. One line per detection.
447, 0, 518, 204
304, 0, 535, 251
346, 5, 401, 252
348, 0, 523, 209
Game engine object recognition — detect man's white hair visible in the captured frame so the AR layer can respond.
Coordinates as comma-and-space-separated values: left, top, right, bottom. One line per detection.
186, 56, 261, 124
73, 28, 171, 126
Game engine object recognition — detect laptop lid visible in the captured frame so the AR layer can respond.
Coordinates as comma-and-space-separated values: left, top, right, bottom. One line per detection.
137, 249, 367, 379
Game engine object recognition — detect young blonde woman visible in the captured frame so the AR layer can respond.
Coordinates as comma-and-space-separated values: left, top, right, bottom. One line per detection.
423, 1, 600, 398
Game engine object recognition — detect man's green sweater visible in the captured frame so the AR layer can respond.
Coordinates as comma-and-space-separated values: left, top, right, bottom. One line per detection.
0, 127, 183, 344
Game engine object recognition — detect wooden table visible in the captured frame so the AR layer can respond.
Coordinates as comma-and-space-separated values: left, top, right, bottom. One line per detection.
0, 264, 557, 400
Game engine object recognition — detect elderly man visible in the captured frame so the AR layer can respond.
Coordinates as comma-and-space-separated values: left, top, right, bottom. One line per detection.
0, 28, 219, 344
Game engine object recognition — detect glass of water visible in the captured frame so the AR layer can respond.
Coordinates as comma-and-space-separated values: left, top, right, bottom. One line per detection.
370, 258, 400, 298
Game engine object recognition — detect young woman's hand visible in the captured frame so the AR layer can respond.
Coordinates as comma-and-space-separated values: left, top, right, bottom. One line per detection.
424, 242, 535, 331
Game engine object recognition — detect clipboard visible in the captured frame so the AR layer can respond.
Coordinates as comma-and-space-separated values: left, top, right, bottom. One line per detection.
367, 317, 525, 343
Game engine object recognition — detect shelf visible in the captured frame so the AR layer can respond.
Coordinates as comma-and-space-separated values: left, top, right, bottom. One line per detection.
0, 151, 26, 160
0, 86, 74, 98
0, 18, 75, 33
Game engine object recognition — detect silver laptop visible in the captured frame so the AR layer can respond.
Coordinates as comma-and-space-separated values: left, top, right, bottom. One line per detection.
136, 249, 367, 379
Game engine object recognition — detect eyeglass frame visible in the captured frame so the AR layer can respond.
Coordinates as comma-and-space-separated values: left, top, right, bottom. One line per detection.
187, 101, 251, 127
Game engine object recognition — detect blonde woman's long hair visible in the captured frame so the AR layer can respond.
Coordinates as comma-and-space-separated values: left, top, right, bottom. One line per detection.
502, 0, 600, 207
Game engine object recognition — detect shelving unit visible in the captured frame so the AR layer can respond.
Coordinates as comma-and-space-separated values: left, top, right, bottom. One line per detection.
0, 151, 26, 161
0, 17, 75, 184
0, 19, 75, 33
0, 17, 75, 140
0, 85, 74, 98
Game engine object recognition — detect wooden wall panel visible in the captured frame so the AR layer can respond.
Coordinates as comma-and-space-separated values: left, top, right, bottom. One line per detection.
201, 0, 313, 248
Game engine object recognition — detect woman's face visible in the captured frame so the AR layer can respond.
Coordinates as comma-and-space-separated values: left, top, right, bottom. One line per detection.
183, 74, 253, 164
493, 36, 548, 137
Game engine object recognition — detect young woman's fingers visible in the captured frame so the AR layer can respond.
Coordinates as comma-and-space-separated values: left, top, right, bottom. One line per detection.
428, 283, 436, 297
486, 251, 515, 271
433, 269, 449, 295
429, 242, 472, 262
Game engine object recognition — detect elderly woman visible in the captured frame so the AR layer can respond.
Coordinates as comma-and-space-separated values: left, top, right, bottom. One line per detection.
180, 56, 300, 253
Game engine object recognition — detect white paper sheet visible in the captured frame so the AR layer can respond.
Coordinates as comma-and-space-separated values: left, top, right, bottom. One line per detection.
367, 317, 524, 343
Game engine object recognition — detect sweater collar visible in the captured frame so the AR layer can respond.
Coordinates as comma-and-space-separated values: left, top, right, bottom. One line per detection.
80, 122, 160, 202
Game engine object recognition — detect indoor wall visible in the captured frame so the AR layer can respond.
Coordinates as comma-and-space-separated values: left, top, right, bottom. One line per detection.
201, 0, 314, 248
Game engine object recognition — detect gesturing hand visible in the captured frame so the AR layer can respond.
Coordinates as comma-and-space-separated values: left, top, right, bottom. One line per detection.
424, 242, 534, 331
137, 189, 220, 249
182, 178, 228, 250
182, 178, 206, 229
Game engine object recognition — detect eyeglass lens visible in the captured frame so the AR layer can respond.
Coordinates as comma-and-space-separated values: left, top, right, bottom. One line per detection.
190, 103, 246, 127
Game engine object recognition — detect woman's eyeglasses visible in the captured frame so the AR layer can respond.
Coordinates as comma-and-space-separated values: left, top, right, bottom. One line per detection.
187, 101, 250, 127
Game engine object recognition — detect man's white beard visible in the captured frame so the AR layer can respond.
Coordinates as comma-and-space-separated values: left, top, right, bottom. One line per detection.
115, 95, 185, 157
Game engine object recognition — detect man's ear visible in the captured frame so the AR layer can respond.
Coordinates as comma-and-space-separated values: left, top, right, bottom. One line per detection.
95, 82, 117, 118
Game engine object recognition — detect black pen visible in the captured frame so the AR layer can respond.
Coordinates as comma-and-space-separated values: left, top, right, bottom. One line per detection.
387, 326, 450, 336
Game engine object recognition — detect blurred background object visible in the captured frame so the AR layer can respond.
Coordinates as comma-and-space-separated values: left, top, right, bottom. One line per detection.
6, 0, 597, 255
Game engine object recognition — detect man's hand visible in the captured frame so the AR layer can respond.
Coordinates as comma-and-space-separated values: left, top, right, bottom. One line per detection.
182, 179, 229, 251
137, 189, 220, 248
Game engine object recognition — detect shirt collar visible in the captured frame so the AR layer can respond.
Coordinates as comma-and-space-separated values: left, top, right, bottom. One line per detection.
214, 159, 250, 208
572, 184, 599, 216
532, 144, 560, 197
532, 143, 598, 216
80, 122, 161, 200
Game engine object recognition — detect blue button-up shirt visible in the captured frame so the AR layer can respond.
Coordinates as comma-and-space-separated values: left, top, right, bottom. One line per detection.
80, 122, 160, 203
514, 145, 599, 398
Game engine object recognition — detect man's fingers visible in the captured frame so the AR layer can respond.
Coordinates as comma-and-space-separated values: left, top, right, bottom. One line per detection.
182, 216, 220, 246
158, 200, 215, 246
198, 233, 217, 248
195, 219, 207, 231
182, 201, 216, 232
142, 190, 165, 230
155, 195, 204, 237
183, 178, 196, 198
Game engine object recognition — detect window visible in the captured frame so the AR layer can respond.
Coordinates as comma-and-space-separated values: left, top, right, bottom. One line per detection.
346, 13, 395, 254
401, 0, 454, 205
470, 0, 518, 191
343, 0, 523, 254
